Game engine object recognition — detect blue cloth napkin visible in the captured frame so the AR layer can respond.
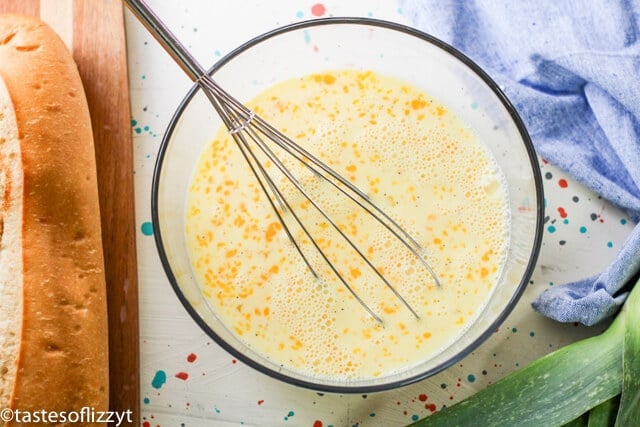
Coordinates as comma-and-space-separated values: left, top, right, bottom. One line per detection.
399, 0, 640, 326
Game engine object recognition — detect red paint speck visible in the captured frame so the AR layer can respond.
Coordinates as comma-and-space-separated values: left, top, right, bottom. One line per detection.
418, 394, 428, 402
143, 422, 150, 427
187, 353, 197, 363
313, 421, 323, 427
257, 400, 265, 405
311, 3, 326, 16
232, 359, 237, 364
558, 207, 568, 218
425, 403, 437, 413
558, 178, 568, 188
175, 372, 189, 381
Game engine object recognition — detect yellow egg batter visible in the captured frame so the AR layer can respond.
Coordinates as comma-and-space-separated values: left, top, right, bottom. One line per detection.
186, 69, 509, 380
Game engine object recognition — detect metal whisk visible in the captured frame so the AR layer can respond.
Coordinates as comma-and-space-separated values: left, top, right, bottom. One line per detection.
125, 0, 441, 323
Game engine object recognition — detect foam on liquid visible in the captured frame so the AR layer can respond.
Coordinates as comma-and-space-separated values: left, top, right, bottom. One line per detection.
186, 70, 510, 380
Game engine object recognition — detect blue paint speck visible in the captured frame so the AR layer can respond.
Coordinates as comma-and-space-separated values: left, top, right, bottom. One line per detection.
579, 226, 587, 234
547, 225, 556, 233
141, 221, 154, 236
151, 370, 166, 389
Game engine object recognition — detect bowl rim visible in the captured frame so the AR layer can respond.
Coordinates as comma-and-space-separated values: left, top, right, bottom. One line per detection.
151, 16, 545, 393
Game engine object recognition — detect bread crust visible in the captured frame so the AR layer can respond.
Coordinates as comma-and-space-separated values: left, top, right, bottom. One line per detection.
0, 13, 109, 423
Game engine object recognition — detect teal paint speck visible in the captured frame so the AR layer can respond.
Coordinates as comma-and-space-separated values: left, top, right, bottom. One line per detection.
397, 7, 404, 14
144, 125, 150, 131
369, 412, 376, 417
621, 218, 628, 225
131, 119, 137, 126
151, 370, 166, 389
143, 397, 150, 404
607, 241, 614, 248
284, 411, 295, 421
134, 127, 142, 134
141, 75, 146, 80
579, 226, 587, 233
563, 219, 569, 224
467, 374, 476, 383
470, 101, 479, 109
296, 10, 304, 18
214, 50, 221, 57
547, 225, 556, 233
141, 221, 154, 236
530, 331, 535, 337
511, 327, 518, 333
215, 407, 221, 414
303, 30, 311, 44
411, 414, 419, 421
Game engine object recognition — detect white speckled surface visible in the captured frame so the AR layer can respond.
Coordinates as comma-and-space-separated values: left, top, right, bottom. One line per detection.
125, 2, 635, 426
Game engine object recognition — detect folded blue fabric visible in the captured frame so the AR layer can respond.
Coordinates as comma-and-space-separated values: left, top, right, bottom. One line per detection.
399, 0, 640, 325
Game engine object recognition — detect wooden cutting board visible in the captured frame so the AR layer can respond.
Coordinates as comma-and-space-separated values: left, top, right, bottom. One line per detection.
0, 0, 140, 422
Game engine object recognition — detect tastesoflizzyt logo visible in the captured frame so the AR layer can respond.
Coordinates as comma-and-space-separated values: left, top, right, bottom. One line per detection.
0, 407, 133, 425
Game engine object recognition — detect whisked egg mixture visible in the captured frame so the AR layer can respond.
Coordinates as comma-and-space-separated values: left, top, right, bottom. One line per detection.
186, 69, 509, 380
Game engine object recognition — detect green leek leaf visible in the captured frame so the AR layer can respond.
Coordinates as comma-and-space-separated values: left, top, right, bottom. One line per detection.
408, 277, 640, 427
587, 395, 619, 427
615, 275, 640, 426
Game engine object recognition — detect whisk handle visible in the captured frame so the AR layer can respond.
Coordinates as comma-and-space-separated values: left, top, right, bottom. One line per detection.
123, 0, 208, 82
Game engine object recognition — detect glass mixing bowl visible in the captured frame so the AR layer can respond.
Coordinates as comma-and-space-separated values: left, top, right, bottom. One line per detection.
152, 17, 544, 393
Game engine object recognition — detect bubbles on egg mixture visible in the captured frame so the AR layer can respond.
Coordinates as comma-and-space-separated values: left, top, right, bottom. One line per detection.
185, 69, 510, 380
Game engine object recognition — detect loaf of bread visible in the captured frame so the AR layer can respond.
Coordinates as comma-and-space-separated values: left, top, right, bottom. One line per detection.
0, 13, 109, 423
